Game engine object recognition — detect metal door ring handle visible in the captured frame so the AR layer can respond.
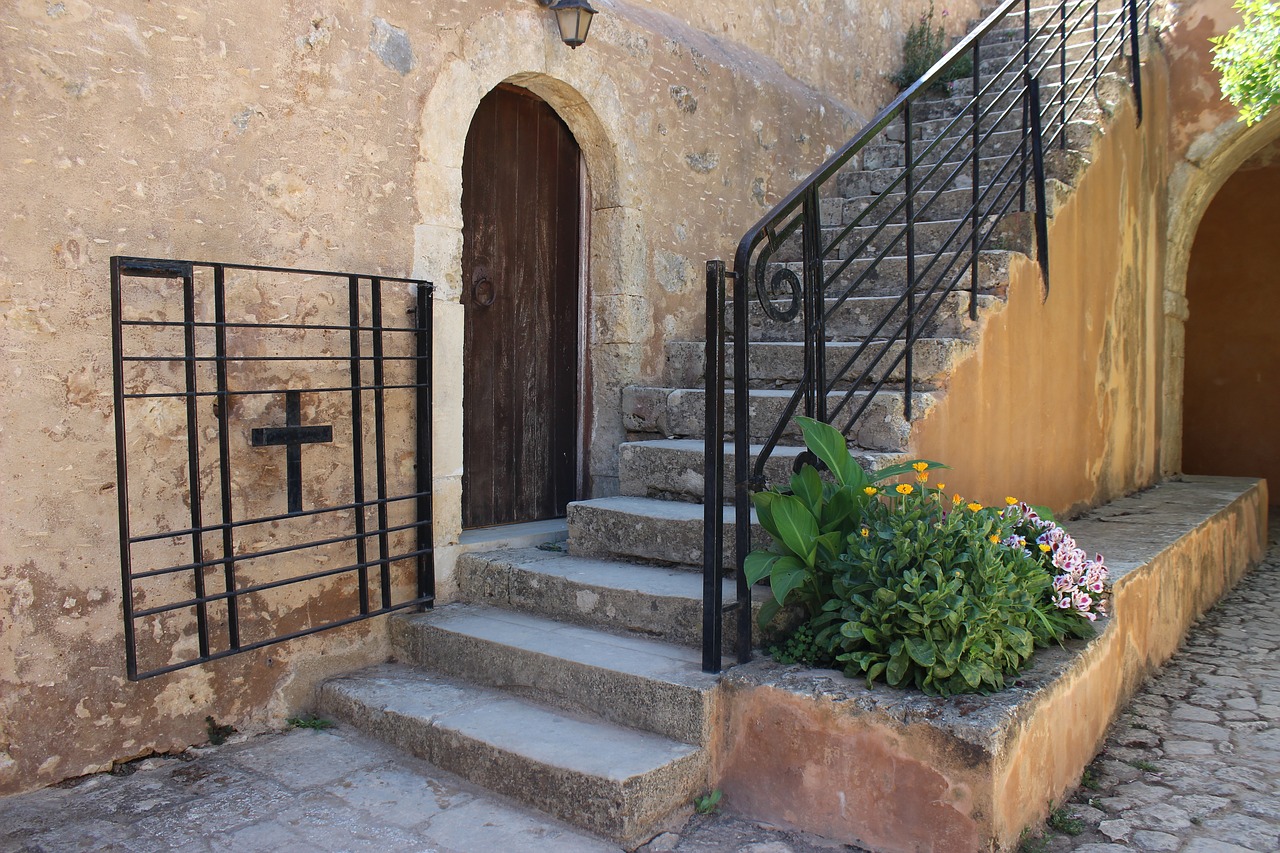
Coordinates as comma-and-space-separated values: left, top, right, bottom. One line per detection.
472, 276, 495, 307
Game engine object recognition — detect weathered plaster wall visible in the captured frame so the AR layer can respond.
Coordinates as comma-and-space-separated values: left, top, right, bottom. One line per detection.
0, 0, 951, 797
1182, 158, 1280, 506
910, 57, 1169, 516
713, 477, 1267, 852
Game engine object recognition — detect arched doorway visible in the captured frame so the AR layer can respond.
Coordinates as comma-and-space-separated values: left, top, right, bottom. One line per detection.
1182, 142, 1280, 507
461, 83, 583, 528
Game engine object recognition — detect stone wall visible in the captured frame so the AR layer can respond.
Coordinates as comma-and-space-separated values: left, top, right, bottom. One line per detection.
0, 0, 983, 796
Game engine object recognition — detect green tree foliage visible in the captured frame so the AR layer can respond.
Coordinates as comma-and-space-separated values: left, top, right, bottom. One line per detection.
1211, 0, 1280, 126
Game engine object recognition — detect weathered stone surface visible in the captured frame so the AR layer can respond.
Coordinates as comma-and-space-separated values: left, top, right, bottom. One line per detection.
319, 664, 708, 846
568, 495, 753, 568
388, 605, 720, 745
455, 545, 763, 651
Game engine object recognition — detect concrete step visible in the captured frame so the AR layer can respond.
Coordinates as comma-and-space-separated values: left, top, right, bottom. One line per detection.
622, 386, 936, 451
663, 337, 972, 390
567, 495, 754, 569
455, 546, 765, 652
390, 604, 720, 745
733, 292, 999, 343
618, 439, 906, 504
319, 663, 706, 847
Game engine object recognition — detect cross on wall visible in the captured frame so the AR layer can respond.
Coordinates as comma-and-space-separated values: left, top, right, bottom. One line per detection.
251, 390, 333, 514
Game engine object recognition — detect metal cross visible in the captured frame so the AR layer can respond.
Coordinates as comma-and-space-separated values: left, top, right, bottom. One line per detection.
251, 391, 333, 514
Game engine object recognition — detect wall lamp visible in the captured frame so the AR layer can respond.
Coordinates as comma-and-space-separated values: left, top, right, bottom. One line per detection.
537, 0, 597, 49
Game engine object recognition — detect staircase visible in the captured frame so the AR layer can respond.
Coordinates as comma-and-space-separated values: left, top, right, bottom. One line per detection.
317, 2, 1147, 848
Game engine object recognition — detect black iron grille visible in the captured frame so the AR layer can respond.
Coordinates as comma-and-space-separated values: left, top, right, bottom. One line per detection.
110, 257, 435, 680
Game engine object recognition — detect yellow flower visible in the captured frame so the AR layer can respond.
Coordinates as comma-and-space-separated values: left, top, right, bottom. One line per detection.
912, 462, 929, 472
952, 493, 963, 505
989, 534, 1000, 544
1005, 496, 1019, 506
1039, 543, 1052, 553
860, 527, 870, 537
895, 483, 914, 495
863, 486, 877, 496
935, 483, 946, 491
967, 502, 983, 512
915, 471, 929, 483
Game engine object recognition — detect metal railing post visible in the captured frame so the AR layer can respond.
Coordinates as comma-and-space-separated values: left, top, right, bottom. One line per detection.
702, 260, 726, 673
903, 100, 915, 420
1028, 76, 1051, 293
971, 42, 982, 321
1128, 0, 1144, 124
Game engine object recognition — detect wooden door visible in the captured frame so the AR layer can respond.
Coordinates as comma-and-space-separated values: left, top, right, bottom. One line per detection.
462, 85, 581, 528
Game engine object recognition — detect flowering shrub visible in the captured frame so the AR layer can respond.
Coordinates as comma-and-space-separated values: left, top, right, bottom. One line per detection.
747, 418, 1110, 695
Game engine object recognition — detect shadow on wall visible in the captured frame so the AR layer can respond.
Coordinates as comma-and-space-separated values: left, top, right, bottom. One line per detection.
1182, 145, 1280, 506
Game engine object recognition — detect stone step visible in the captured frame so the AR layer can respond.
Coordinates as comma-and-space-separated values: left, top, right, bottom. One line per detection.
856, 128, 1025, 174
567, 495, 754, 569
834, 186, 1009, 227
618, 439, 906, 503
663, 337, 971, 390
455, 546, 766, 652
842, 148, 1036, 198
734, 292, 999, 343
390, 604, 720, 745
319, 663, 705, 847
622, 386, 935, 451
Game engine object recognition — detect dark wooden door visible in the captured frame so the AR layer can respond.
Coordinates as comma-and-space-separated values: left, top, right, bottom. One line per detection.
462, 85, 581, 528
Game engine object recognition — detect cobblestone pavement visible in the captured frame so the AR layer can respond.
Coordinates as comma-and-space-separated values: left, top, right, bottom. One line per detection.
1019, 519, 1280, 853
1, 522, 1275, 853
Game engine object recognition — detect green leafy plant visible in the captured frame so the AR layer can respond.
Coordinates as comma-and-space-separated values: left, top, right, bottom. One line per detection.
816, 481, 1059, 695
1080, 765, 1103, 791
1047, 806, 1086, 836
890, 4, 974, 92
1128, 758, 1159, 772
1212, 0, 1280, 126
205, 715, 236, 746
693, 789, 722, 815
766, 622, 836, 667
287, 714, 335, 731
745, 417, 946, 629
1017, 829, 1049, 853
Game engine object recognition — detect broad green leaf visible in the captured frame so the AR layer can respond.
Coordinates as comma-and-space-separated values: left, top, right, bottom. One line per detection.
957, 658, 982, 688
904, 636, 936, 667
770, 556, 809, 606
743, 551, 779, 586
756, 597, 782, 631
752, 492, 779, 539
790, 465, 824, 514
796, 416, 859, 486
814, 531, 843, 563
769, 494, 819, 566
886, 642, 910, 685
820, 487, 858, 533
865, 661, 887, 683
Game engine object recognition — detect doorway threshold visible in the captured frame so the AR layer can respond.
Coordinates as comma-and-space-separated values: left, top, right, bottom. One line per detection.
457, 518, 569, 555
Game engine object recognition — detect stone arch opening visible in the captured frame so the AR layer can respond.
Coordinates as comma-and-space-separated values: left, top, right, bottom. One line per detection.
1180, 143, 1280, 505
411, 18, 645, 544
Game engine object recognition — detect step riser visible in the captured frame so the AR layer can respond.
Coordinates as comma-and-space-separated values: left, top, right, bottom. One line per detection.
390, 616, 715, 746
618, 441, 906, 505
622, 387, 930, 451
664, 338, 968, 391
567, 501, 752, 570
752, 250, 1012, 300
319, 673, 707, 846
856, 128, 1027, 175
455, 550, 753, 652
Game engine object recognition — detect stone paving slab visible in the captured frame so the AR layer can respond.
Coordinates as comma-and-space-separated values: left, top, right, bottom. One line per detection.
0, 726, 619, 853
1020, 519, 1280, 853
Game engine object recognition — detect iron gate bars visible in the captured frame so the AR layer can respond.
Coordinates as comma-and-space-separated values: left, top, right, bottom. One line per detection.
701, 0, 1156, 672
110, 257, 435, 680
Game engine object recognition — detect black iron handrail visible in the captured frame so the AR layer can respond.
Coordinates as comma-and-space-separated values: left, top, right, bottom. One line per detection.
702, 0, 1156, 672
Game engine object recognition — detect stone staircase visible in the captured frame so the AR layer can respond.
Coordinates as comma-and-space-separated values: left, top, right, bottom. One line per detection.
316, 17, 1121, 850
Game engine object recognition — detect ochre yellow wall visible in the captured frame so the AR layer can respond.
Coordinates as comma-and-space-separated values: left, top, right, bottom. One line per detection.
911, 55, 1170, 517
